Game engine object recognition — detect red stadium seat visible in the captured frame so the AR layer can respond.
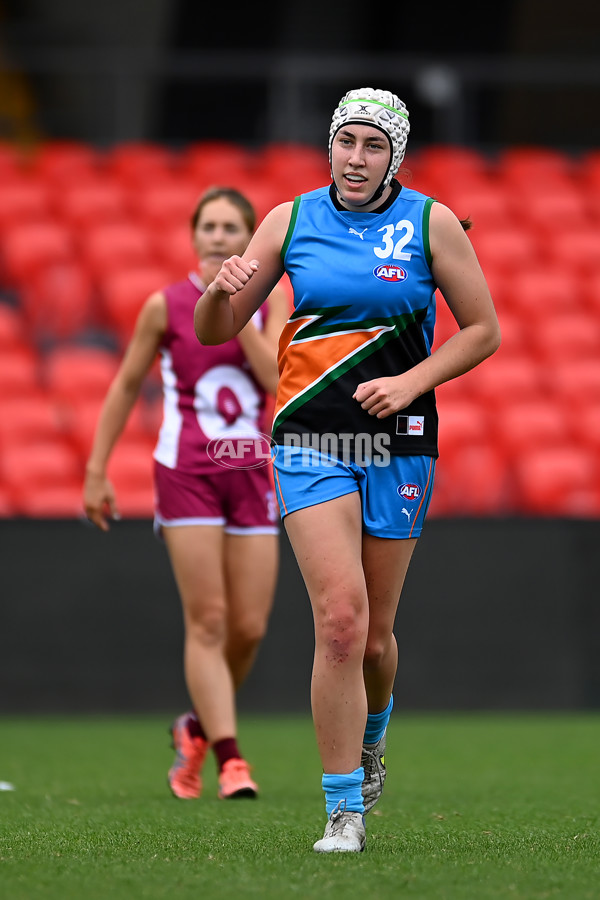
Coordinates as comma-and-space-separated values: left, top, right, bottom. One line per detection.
62, 396, 152, 458
31, 141, 103, 185
0, 141, 23, 182
0, 179, 53, 234
435, 369, 480, 404
469, 353, 545, 409
570, 402, 600, 453
504, 265, 582, 319
548, 358, 600, 407
436, 398, 491, 459
496, 146, 574, 189
0, 393, 63, 450
180, 141, 253, 186
513, 443, 600, 516
0, 347, 42, 398
131, 180, 200, 231
256, 142, 331, 196
55, 180, 130, 230
1, 221, 74, 286
493, 309, 528, 359
0, 438, 82, 498
432, 442, 512, 516
543, 225, 600, 276
442, 181, 513, 230
241, 181, 288, 225
79, 222, 154, 279
43, 345, 120, 407
518, 185, 591, 234
576, 149, 600, 194
491, 398, 565, 460
99, 264, 172, 343
580, 270, 600, 317
469, 225, 541, 273
412, 145, 489, 196
0, 483, 16, 517
152, 223, 198, 279
14, 483, 85, 518
0, 302, 29, 353
105, 142, 176, 188
20, 260, 97, 340
107, 437, 155, 490
530, 312, 600, 364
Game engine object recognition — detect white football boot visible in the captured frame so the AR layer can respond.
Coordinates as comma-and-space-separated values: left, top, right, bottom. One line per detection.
313, 801, 366, 853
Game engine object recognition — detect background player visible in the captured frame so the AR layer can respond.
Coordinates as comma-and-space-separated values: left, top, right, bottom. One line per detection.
84, 186, 289, 800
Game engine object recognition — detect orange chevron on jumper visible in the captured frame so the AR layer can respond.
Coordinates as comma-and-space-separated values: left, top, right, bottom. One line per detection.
274, 305, 425, 431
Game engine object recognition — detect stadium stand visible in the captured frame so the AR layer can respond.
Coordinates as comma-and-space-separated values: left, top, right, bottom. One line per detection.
28, 141, 103, 185
0, 140, 599, 518
20, 260, 97, 342
1, 220, 74, 287
54, 180, 131, 231
99, 263, 172, 346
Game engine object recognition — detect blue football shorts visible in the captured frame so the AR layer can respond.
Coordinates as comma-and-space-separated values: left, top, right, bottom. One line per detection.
271, 445, 436, 539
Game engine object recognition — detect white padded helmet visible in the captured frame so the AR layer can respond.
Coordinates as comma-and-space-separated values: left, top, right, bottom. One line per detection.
329, 87, 410, 200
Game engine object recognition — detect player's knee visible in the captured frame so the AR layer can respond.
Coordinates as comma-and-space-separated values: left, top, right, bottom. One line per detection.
363, 637, 387, 671
364, 628, 397, 671
317, 601, 366, 661
229, 616, 267, 653
186, 606, 227, 647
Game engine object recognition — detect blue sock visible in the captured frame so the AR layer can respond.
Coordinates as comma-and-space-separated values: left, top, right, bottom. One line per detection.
322, 768, 365, 815
363, 694, 393, 745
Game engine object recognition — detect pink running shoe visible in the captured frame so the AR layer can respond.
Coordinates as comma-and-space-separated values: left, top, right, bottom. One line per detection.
168, 714, 209, 799
218, 758, 258, 799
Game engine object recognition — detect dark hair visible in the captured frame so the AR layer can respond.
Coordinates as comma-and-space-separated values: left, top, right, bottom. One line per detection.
190, 186, 256, 233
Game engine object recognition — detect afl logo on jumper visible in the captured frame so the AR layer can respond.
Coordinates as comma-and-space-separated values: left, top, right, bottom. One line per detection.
397, 483, 422, 502
373, 264, 407, 283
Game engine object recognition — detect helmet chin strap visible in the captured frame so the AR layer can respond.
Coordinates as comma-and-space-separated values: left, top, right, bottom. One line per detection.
333, 177, 386, 208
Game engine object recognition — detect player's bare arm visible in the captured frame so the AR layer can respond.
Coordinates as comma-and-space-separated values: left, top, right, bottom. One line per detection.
84, 291, 166, 529
355, 202, 501, 418
194, 202, 291, 345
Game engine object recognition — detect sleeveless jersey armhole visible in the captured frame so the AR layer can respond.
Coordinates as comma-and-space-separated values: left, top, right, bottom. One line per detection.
281, 196, 301, 261
423, 197, 435, 268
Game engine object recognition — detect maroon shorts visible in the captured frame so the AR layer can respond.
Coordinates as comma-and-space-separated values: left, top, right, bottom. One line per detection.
154, 461, 279, 534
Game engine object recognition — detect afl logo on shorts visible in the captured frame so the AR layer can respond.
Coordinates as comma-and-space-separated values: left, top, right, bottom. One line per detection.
207, 432, 273, 469
397, 482, 422, 501
373, 264, 407, 283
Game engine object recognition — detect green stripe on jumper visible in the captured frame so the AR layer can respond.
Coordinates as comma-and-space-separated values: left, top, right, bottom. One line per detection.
281, 196, 301, 260
423, 197, 435, 268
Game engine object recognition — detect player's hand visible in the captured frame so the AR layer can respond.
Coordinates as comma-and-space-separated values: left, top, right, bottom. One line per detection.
83, 472, 120, 532
353, 376, 417, 419
210, 256, 259, 296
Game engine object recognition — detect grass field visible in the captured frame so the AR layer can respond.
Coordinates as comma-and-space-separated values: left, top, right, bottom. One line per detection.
1, 714, 599, 899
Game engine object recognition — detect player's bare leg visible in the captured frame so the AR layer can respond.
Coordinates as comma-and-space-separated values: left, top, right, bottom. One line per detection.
223, 532, 278, 688
360, 533, 416, 811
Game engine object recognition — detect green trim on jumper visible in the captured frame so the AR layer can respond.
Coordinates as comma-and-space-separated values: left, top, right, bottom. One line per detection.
423, 197, 435, 268
281, 196, 301, 260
